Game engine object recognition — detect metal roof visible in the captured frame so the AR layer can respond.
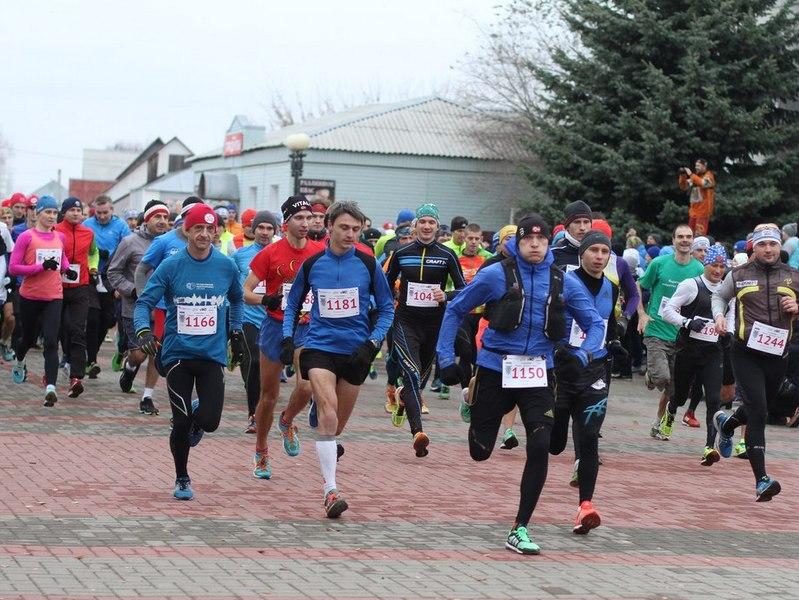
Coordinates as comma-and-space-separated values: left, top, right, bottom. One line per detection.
190, 97, 527, 162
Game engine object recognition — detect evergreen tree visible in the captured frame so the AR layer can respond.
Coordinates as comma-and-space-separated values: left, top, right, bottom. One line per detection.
525, 0, 799, 238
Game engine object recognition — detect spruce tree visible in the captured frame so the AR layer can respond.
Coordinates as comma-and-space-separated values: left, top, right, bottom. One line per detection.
526, 0, 799, 238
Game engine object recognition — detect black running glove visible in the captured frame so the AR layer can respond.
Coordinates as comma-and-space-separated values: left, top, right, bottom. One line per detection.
63, 269, 78, 281
440, 363, 464, 386
279, 337, 295, 366
41, 257, 59, 271
686, 318, 707, 332
554, 345, 582, 382
229, 330, 244, 367
137, 329, 161, 356
606, 339, 629, 358
261, 293, 283, 311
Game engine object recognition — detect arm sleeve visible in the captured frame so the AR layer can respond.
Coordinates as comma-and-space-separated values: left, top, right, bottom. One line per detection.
712, 272, 735, 318
369, 266, 395, 342
226, 262, 244, 331
8, 232, 43, 277
616, 258, 640, 318
564, 276, 605, 359
107, 240, 134, 297
134, 261, 168, 333
88, 239, 99, 271
662, 278, 698, 328
282, 263, 306, 339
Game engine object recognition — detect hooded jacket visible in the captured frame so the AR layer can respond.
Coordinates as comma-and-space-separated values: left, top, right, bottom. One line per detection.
107, 225, 159, 318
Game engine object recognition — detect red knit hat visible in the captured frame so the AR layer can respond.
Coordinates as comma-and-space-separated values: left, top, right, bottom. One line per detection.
183, 204, 218, 230
241, 208, 257, 228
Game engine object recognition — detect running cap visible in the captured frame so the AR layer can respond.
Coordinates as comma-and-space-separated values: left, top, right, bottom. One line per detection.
143, 201, 169, 222
183, 204, 218, 230
516, 213, 550, 242
563, 201, 592, 227
61, 197, 83, 213
752, 226, 781, 246
691, 236, 710, 252
363, 227, 381, 242
281, 195, 312, 221
415, 203, 440, 222
703, 243, 728, 266
35, 196, 58, 214
450, 216, 468, 231
579, 230, 612, 256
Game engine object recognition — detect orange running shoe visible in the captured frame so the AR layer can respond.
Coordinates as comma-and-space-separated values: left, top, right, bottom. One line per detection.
385, 384, 397, 413
682, 410, 700, 428
573, 500, 601, 534
413, 432, 429, 457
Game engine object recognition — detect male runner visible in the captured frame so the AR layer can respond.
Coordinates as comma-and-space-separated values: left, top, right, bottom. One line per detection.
282, 200, 394, 517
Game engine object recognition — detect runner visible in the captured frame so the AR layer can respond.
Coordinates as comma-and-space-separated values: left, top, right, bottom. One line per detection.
659, 243, 728, 464
0, 214, 15, 361
637, 224, 704, 438
711, 223, 799, 501
436, 214, 604, 554
8, 196, 77, 406
232, 210, 278, 433
384, 203, 466, 457
134, 203, 244, 500
107, 200, 170, 414
243, 196, 324, 479
282, 200, 394, 517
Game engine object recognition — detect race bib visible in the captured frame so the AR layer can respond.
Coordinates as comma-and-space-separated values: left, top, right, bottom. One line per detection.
406, 282, 440, 307
568, 319, 608, 348
747, 321, 788, 356
253, 281, 267, 295
689, 319, 719, 343
62, 263, 79, 284
318, 287, 359, 318
281, 282, 314, 313
656, 296, 670, 318
177, 305, 217, 335
35, 248, 60, 267
502, 355, 547, 389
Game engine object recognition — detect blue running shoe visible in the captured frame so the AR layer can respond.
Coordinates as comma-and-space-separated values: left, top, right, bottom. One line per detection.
174, 476, 193, 500
11, 361, 26, 384
253, 452, 272, 479
713, 410, 733, 458
308, 399, 318, 428
189, 398, 204, 447
278, 412, 301, 457
755, 476, 781, 502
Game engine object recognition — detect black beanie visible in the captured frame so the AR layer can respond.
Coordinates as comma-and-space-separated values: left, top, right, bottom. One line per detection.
516, 213, 551, 242
281, 195, 313, 221
563, 200, 592, 228
61, 196, 83, 214
579, 230, 612, 256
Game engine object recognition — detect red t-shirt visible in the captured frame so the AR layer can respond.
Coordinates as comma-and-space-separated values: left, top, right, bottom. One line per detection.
249, 237, 325, 321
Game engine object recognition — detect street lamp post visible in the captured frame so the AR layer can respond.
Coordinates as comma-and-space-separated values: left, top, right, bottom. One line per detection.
284, 133, 311, 196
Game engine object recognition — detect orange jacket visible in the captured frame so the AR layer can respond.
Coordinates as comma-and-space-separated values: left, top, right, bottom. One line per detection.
679, 170, 715, 219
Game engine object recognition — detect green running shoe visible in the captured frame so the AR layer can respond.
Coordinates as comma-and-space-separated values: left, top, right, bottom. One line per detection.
505, 526, 540, 555
500, 428, 519, 449
700, 446, 720, 466
439, 385, 449, 400
391, 386, 407, 427
459, 389, 471, 423
658, 411, 675, 440
733, 439, 748, 459
111, 351, 124, 373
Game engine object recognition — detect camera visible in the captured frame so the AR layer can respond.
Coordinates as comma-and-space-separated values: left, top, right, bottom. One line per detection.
677, 167, 690, 176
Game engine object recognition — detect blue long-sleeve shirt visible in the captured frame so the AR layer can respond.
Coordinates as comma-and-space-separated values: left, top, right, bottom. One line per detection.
283, 245, 394, 354
138, 229, 188, 310
436, 243, 604, 373
232, 241, 267, 327
134, 247, 243, 367
83, 215, 130, 273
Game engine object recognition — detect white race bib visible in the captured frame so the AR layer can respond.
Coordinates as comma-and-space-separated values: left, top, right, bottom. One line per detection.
502, 355, 548, 388
35, 248, 60, 267
62, 263, 79, 284
568, 319, 608, 348
406, 282, 440, 307
657, 296, 670, 318
177, 305, 217, 335
253, 281, 267, 295
318, 287, 359, 318
747, 320, 788, 356
689, 319, 719, 343
281, 282, 314, 312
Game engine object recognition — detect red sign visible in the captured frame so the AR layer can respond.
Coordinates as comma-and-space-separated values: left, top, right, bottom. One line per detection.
223, 132, 244, 157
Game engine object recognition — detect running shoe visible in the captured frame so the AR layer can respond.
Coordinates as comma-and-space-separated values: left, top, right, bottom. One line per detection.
573, 500, 601, 534
505, 526, 540, 555
11, 361, 27, 384
644, 370, 655, 390
278, 413, 301, 457
286, 365, 295, 378
119, 362, 139, 393
43, 387, 57, 407
755, 476, 781, 502
336, 442, 345, 462
421, 397, 430, 414
682, 409, 700, 428
280, 369, 287, 383
111, 351, 123, 372
569, 459, 580, 488
658, 411, 675, 439
0, 343, 14, 361
700, 446, 720, 466
67, 377, 84, 399
713, 410, 733, 458
173, 476, 193, 500
500, 428, 519, 450
87, 362, 101, 379
308, 399, 318, 428
459, 388, 472, 423
189, 398, 204, 447
139, 397, 158, 415
413, 431, 430, 457
439, 385, 450, 400
244, 415, 256, 433
324, 488, 348, 518
733, 439, 748, 459
429, 379, 442, 393
369, 366, 378, 380
384, 384, 397, 413
253, 451, 272, 479
61, 362, 71, 382
391, 387, 406, 427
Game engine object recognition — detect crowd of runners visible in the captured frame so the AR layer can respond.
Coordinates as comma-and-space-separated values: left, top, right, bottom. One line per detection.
1, 189, 798, 556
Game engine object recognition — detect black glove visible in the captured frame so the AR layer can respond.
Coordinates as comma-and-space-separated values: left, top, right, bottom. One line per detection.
41, 257, 59, 271
137, 329, 161, 356
279, 337, 295, 366
261, 293, 283, 311
554, 345, 582, 382
606, 339, 629, 358
351, 340, 379, 368
98, 248, 110, 260
440, 363, 464, 386
89, 272, 99, 286
229, 330, 244, 366
686, 318, 707, 332
63, 268, 78, 281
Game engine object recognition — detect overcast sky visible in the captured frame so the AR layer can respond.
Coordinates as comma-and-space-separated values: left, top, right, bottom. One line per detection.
0, 0, 500, 193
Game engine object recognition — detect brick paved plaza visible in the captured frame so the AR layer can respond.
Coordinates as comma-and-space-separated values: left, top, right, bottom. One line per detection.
1, 343, 798, 600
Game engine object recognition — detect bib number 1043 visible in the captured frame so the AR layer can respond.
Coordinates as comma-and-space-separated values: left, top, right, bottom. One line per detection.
502, 355, 547, 388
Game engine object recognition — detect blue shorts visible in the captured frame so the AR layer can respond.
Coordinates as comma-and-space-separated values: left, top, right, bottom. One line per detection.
258, 316, 309, 363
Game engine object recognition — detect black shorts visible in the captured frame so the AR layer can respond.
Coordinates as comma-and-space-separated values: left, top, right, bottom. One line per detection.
300, 348, 368, 386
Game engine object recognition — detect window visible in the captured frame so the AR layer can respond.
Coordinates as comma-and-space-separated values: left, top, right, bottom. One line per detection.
249, 186, 258, 209
168, 154, 186, 173
146, 154, 158, 183
269, 184, 279, 212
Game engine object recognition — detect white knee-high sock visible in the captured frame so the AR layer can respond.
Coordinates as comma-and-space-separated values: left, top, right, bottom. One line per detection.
316, 438, 338, 494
